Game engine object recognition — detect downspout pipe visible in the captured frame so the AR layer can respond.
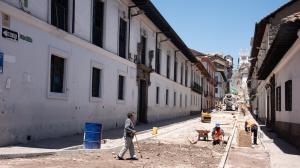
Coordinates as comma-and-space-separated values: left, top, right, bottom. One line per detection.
127, 5, 137, 61
155, 32, 163, 61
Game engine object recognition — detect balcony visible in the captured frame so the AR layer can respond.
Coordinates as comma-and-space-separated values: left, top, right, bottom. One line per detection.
191, 82, 203, 94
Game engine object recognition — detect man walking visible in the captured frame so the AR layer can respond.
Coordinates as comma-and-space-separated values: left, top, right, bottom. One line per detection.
117, 112, 138, 160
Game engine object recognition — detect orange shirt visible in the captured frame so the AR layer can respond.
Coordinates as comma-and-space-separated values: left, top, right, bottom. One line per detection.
213, 129, 223, 140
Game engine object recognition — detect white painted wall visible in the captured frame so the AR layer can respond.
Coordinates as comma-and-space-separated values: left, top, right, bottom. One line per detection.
256, 31, 300, 125
273, 34, 300, 124
256, 81, 267, 121
0, 0, 203, 146
0, 3, 139, 146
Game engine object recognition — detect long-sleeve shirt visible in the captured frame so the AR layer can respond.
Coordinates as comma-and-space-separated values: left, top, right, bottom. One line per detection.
123, 118, 135, 138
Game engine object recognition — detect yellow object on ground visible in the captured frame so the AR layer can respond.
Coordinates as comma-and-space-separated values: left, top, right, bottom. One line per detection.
201, 112, 211, 123
152, 127, 158, 135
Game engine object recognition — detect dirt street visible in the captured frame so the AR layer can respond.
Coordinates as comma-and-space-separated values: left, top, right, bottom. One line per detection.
0, 112, 235, 168
0, 141, 224, 168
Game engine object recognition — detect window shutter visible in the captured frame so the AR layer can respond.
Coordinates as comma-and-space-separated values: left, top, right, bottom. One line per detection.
93, 0, 104, 47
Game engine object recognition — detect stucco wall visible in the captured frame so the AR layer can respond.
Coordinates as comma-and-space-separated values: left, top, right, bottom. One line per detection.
0, 0, 202, 146
274, 37, 300, 124
0, 7, 139, 146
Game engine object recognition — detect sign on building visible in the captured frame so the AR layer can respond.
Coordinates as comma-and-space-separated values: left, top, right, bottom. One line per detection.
2, 27, 18, 41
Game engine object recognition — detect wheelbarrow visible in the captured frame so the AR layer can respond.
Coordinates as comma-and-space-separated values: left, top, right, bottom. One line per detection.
196, 129, 210, 141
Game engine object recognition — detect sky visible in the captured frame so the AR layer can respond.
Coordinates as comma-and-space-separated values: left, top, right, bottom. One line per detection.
151, 0, 290, 67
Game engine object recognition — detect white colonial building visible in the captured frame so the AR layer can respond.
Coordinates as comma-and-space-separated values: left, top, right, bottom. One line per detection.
248, 0, 300, 149
0, 0, 205, 146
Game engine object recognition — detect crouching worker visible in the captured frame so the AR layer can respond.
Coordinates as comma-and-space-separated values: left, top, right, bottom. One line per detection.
212, 123, 225, 145
245, 118, 258, 145
117, 112, 138, 160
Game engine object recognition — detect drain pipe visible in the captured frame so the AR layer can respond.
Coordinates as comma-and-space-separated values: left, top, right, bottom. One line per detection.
127, 6, 136, 61
128, 6, 144, 61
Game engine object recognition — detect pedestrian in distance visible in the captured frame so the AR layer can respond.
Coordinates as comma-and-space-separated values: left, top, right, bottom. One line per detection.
117, 112, 138, 160
253, 108, 258, 120
245, 118, 258, 145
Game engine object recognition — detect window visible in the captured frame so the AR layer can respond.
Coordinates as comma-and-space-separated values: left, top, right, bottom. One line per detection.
185, 94, 187, 108
166, 89, 169, 105
92, 0, 104, 47
155, 49, 161, 74
156, 87, 160, 104
174, 92, 176, 107
180, 94, 182, 107
118, 75, 125, 100
92, 67, 101, 98
185, 66, 188, 86
167, 55, 170, 78
50, 55, 65, 93
51, 0, 69, 31
119, 18, 127, 58
215, 88, 218, 94
174, 57, 177, 82
180, 63, 184, 84
141, 36, 147, 65
285, 80, 292, 111
191, 70, 193, 86
276, 86, 281, 111
22, 0, 28, 8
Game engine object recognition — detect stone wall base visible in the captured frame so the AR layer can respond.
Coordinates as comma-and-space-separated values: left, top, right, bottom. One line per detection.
275, 121, 300, 150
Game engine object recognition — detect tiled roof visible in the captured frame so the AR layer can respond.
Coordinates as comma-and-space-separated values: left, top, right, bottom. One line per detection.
248, 0, 299, 81
257, 19, 300, 79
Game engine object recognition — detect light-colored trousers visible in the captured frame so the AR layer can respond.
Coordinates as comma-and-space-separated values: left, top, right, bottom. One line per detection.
118, 136, 136, 158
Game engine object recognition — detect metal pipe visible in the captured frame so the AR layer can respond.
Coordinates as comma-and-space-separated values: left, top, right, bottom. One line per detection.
127, 5, 137, 61
155, 32, 163, 65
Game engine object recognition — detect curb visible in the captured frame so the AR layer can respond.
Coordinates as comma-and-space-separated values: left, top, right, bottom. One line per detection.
0, 151, 56, 159
218, 120, 237, 168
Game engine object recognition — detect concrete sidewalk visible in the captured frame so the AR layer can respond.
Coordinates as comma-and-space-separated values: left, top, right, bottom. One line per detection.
224, 114, 270, 168
260, 126, 300, 168
224, 112, 300, 168
0, 115, 199, 159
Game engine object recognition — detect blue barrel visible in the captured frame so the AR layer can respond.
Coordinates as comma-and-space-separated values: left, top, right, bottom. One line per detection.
83, 123, 102, 149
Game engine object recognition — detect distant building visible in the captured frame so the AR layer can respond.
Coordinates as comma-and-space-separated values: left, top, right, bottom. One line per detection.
248, 0, 300, 149
237, 50, 250, 103
190, 49, 217, 111
209, 54, 229, 102
224, 55, 233, 79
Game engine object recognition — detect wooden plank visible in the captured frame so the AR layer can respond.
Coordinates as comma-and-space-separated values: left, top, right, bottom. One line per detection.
237, 129, 252, 147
